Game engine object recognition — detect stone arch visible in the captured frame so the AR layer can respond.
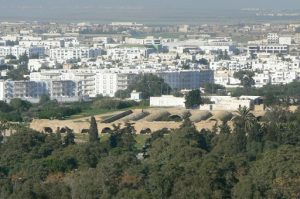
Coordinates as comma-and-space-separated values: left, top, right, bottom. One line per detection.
256, 116, 263, 121
168, 114, 182, 122
81, 129, 89, 134
140, 128, 152, 134
60, 127, 67, 133
101, 127, 112, 134
209, 118, 218, 122
44, 127, 53, 134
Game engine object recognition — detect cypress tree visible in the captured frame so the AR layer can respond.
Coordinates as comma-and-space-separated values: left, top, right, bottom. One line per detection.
89, 116, 99, 142
64, 130, 75, 146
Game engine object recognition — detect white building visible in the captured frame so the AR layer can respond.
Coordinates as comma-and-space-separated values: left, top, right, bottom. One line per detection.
0, 46, 45, 58
28, 59, 57, 72
248, 44, 289, 55
19, 37, 79, 48
0, 80, 5, 101
150, 95, 185, 107
267, 33, 279, 44
106, 47, 151, 61
4, 80, 47, 103
130, 90, 142, 101
0, 79, 80, 103
95, 72, 137, 97
279, 37, 292, 45
30, 69, 137, 98
49, 47, 101, 60
200, 96, 253, 111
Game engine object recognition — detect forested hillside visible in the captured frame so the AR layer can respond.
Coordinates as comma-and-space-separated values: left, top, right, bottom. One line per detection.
0, 106, 300, 199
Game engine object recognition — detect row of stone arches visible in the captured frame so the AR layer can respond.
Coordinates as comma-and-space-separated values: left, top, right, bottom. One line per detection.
43, 126, 154, 135
43, 127, 73, 134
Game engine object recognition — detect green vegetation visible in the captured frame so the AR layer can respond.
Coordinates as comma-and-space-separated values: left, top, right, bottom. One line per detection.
6, 53, 30, 80
0, 96, 145, 122
88, 116, 99, 142
0, 106, 299, 198
185, 89, 202, 108
115, 74, 172, 99
233, 70, 255, 89
215, 49, 231, 61
203, 83, 226, 94
231, 81, 300, 106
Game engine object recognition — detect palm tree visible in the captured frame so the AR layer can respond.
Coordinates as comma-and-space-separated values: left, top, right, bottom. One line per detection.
233, 106, 257, 134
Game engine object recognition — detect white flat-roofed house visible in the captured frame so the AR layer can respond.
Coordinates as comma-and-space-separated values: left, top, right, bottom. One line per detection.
150, 95, 185, 107
130, 90, 142, 101
106, 47, 150, 61
253, 73, 271, 87
0, 80, 5, 101
28, 59, 57, 72
200, 96, 253, 111
279, 37, 292, 45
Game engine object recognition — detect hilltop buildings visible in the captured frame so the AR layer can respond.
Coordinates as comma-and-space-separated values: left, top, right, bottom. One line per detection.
0, 21, 298, 103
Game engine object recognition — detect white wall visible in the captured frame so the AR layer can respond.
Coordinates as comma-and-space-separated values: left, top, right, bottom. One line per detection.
0, 81, 5, 101
150, 95, 185, 107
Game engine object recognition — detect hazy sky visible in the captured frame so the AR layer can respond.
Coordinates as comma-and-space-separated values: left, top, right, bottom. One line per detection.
0, 0, 299, 9
0, 0, 299, 23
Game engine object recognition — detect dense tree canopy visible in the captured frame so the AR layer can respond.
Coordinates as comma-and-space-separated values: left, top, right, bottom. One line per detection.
0, 96, 143, 122
0, 106, 299, 198
203, 83, 226, 94
185, 89, 203, 108
116, 74, 172, 99
232, 81, 300, 106
234, 70, 255, 89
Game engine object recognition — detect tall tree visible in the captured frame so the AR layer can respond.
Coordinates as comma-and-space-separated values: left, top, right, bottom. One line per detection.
109, 123, 136, 151
233, 70, 255, 89
127, 74, 172, 99
232, 107, 257, 153
185, 90, 202, 109
64, 129, 75, 146
89, 116, 99, 143
233, 106, 256, 134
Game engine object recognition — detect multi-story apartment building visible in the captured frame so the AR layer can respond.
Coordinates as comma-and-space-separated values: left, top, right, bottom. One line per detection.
30, 69, 139, 98
248, 44, 289, 55
48, 80, 78, 101
3, 80, 47, 103
19, 40, 64, 48
49, 47, 101, 60
0, 66, 215, 102
0, 79, 79, 103
0, 46, 45, 58
19, 37, 79, 48
76, 72, 96, 97
106, 47, 152, 61
95, 72, 137, 97
267, 33, 279, 44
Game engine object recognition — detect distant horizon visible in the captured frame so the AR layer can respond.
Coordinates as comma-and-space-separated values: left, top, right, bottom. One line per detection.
0, 0, 300, 25
1, 9, 300, 25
